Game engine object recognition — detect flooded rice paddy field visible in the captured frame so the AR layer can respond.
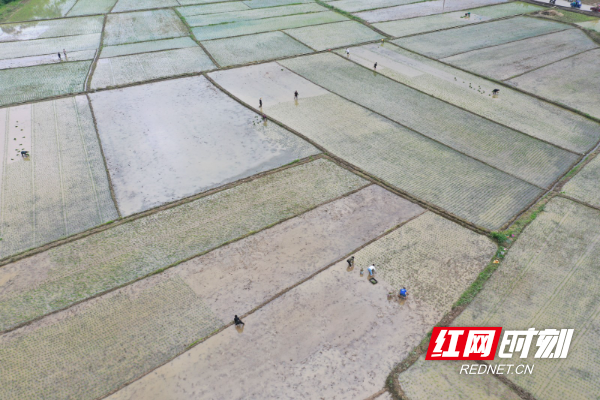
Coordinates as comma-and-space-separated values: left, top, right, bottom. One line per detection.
0, 59, 90, 104
562, 153, 600, 208
182, 3, 325, 27
90, 76, 317, 214
99, 37, 197, 59
281, 52, 578, 188
202, 31, 313, 67
0, 159, 362, 332
339, 43, 600, 153
0, 0, 598, 399
507, 48, 600, 119
211, 63, 544, 230
0, 185, 417, 400
323, 0, 422, 13
443, 28, 599, 80
67, 0, 117, 16
283, 20, 385, 51
0, 15, 103, 42
103, 9, 188, 46
106, 209, 494, 400
191, 11, 347, 40
373, 2, 543, 37
355, 0, 507, 22
393, 16, 571, 58
0, 96, 117, 259
90, 46, 214, 88
400, 197, 600, 400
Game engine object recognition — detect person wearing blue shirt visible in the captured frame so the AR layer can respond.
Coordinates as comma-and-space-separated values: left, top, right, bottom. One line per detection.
399, 287, 408, 299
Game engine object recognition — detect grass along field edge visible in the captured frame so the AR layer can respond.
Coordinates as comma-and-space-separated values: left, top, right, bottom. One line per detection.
385, 192, 556, 400
314, 0, 393, 37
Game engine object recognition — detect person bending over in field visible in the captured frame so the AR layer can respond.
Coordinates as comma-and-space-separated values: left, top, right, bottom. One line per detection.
234, 315, 245, 326
347, 256, 354, 268
399, 287, 408, 299
21, 150, 29, 158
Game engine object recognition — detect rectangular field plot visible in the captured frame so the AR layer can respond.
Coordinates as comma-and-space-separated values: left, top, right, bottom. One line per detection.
0, 49, 95, 70
191, 11, 347, 40
243, 0, 315, 8
373, 2, 542, 37
184, 3, 325, 27
5, 0, 77, 22
112, 0, 179, 12
281, 53, 579, 188
0, 16, 103, 42
0, 33, 100, 60
393, 16, 571, 59
443, 29, 598, 80
453, 197, 600, 400
0, 61, 90, 106
339, 44, 600, 153
356, 0, 507, 22
327, 0, 422, 13
67, 0, 118, 15
0, 186, 420, 400
103, 9, 188, 46
106, 211, 495, 400
563, 155, 600, 208
211, 64, 543, 230
90, 75, 317, 215
202, 31, 313, 67
100, 37, 197, 58
0, 159, 363, 332
90, 47, 214, 89
284, 21, 384, 51
177, 2, 250, 17
0, 97, 117, 259
507, 49, 600, 120
398, 356, 522, 400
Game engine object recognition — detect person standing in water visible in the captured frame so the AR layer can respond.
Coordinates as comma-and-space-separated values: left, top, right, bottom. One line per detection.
294, 90, 298, 100
57, 52, 61, 61
374, 62, 378, 70
346, 48, 350, 56
259, 98, 263, 108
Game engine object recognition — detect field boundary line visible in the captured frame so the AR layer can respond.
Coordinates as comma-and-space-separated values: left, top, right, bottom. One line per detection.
174, 7, 221, 68
85, 93, 120, 218
64, 0, 79, 17
278, 60, 550, 191
335, 49, 582, 156
0, 153, 328, 268
388, 40, 600, 125
279, 29, 318, 52
435, 25, 575, 59
97, 209, 428, 400
557, 193, 600, 213
204, 72, 496, 235
0, 29, 104, 45
85, 14, 107, 91
0, 177, 372, 336
52, 100, 68, 237
73, 96, 102, 222
503, 45, 599, 80
552, 142, 600, 192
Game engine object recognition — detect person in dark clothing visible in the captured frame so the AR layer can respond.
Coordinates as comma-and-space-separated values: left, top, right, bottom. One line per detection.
294, 90, 298, 100
374, 62, 377, 70
347, 256, 354, 268
57, 52, 61, 61
259, 98, 263, 108
234, 315, 245, 326
492, 89, 500, 95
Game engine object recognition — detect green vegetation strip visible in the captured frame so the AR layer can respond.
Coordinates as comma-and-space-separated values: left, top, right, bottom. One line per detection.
0, 159, 366, 332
